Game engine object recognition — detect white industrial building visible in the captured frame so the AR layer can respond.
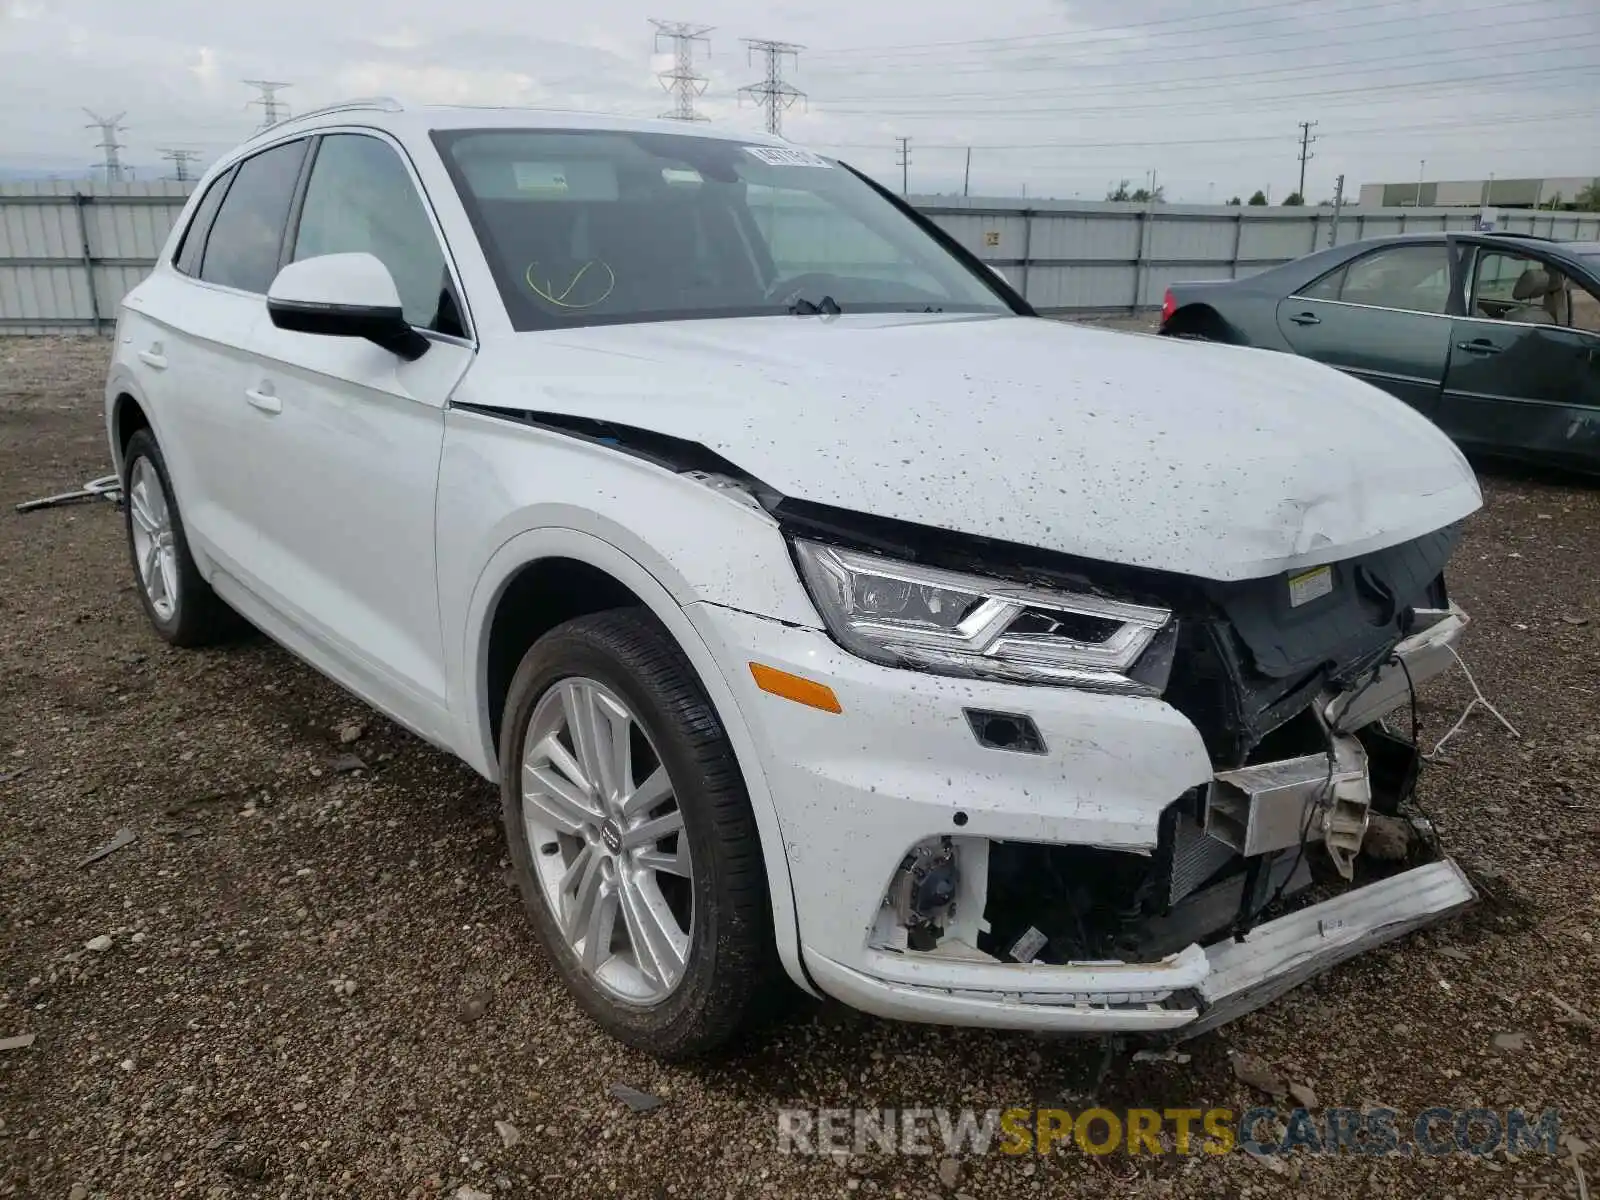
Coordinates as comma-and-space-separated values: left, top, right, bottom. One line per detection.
1358, 176, 1597, 209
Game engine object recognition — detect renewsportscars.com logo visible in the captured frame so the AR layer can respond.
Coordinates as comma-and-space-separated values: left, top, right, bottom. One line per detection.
776, 1106, 1564, 1159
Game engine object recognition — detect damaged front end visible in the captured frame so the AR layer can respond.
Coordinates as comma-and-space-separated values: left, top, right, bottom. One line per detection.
850, 522, 1479, 1037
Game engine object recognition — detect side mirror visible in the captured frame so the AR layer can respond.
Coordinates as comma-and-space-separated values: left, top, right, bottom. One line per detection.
267, 252, 428, 361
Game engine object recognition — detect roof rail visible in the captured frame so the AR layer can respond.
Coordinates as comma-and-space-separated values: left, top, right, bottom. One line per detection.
266, 97, 404, 128
1483, 231, 1558, 242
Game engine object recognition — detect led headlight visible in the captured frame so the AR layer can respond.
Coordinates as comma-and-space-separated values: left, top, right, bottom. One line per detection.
791, 540, 1174, 693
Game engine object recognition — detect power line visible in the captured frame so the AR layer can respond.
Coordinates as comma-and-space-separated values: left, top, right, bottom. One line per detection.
809, 0, 1588, 74
1296, 120, 1319, 201
806, 0, 1433, 58
816, 30, 1600, 104
83, 110, 127, 184
812, 0, 1587, 63
739, 39, 805, 136
817, 63, 1600, 119
158, 148, 204, 183
650, 19, 713, 122
243, 80, 292, 132
895, 136, 911, 196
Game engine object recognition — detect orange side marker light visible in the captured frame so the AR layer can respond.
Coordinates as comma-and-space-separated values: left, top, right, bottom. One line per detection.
748, 663, 842, 714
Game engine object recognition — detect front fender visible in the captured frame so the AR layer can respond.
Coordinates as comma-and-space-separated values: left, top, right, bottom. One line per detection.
453, 524, 813, 997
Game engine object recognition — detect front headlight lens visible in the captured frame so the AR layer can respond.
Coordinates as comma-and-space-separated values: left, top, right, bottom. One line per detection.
792, 540, 1173, 693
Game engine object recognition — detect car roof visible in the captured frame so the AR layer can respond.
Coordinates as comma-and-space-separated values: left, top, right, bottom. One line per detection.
230, 97, 791, 156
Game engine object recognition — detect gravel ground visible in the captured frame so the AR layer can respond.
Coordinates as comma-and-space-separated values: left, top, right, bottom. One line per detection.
2, 335, 1597, 1200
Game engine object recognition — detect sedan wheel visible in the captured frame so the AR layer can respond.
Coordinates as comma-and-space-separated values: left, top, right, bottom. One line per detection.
521, 677, 694, 1004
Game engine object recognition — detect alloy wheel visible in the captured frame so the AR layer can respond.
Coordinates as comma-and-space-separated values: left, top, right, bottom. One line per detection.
128, 456, 179, 622
520, 677, 694, 1004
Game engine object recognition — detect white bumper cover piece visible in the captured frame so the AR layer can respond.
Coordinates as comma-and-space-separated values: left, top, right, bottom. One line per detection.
804, 859, 1477, 1034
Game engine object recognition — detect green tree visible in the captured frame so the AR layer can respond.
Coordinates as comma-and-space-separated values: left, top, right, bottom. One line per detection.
1247, 190, 1268, 206
1577, 180, 1600, 212
1282, 191, 1305, 206
1130, 185, 1166, 203
1106, 179, 1134, 201
1226, 196, 1243, 206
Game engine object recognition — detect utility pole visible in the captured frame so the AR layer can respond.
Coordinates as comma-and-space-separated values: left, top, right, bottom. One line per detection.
963, 147, 971, 198
1328, 173, 1345, 247
650, 20, 713, 122
84, 110, 127, 184
894, 136, 911, 196
1296, 120, 1318, 202
738, 39, 804, 136
1417, 158, 1426, 207
244, 80, 292, 132
158, 148, 204, 183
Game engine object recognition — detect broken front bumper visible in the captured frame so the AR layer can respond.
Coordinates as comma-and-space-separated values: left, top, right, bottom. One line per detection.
802, 859, 1477, 1034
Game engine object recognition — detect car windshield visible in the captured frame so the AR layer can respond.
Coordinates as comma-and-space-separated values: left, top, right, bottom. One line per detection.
431, 128, 1012, 331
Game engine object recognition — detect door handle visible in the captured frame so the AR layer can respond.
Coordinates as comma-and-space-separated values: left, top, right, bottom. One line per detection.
1289, 312, 1321, 326
244, 387, 282, 415
137, 348, 167, 370
1455, 339, 1502, 356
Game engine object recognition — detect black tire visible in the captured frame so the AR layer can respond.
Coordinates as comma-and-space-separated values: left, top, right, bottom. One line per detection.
1162, 307, 1234, 343
498, 608, 779, 1059
121, 429, 241, 647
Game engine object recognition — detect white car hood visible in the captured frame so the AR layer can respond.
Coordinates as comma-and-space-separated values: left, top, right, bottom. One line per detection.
468, 313, 1481, 582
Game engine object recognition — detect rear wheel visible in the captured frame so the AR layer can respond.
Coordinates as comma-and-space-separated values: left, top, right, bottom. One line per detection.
121, 429, 240, 646
1162, 306, 1234, 343
498, 608, 777, 1059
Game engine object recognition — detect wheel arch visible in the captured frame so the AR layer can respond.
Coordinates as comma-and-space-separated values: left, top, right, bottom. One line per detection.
460, 526, 812, 997
1163, 303, 1238, 343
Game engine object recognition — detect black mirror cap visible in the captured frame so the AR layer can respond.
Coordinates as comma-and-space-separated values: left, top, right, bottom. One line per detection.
266, 298, 430, 361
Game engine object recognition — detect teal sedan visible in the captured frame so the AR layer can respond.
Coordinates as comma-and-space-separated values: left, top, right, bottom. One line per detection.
1160, 232, 1600, 473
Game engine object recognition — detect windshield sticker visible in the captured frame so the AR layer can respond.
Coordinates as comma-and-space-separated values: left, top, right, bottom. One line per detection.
512, 163, 569, 194
742, 146, 832, 168
661, 167, 703, 185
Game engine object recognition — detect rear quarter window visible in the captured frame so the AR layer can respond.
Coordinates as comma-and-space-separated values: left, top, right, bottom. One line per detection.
172, 166, 236, 277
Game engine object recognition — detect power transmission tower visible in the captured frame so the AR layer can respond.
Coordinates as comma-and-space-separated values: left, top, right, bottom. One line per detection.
159, 148, 204, 183
738, 39, 804, 136
650, 20, 713, 121
1296, 120, 1318, 201
244, 80, 292, 132
83, 110, 127, 184
895, 136, 911, 196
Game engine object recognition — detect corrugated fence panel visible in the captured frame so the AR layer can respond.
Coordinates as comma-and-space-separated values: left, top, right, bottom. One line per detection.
5, 184, 1600, 328
1029, 211, 1140, 262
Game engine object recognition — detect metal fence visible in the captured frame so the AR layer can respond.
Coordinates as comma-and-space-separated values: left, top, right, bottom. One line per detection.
4, 179, 1600, 333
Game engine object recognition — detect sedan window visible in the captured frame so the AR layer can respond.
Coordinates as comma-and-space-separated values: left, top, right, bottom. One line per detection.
1297, 244, 1451, 315
1470, 248, 1600, 333
198, 139, 309, 294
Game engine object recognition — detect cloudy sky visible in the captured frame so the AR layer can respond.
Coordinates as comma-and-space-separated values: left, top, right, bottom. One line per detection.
2, 0, 1597, 201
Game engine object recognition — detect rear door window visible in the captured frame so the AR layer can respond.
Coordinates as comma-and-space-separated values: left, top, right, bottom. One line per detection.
198, 139, 309, 294
1298, 244, 1451, 314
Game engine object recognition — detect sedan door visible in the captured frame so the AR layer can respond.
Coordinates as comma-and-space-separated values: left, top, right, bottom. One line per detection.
1274, 241, 1456, 418
232, 131, 474, 742
1439, 245, 1600, 470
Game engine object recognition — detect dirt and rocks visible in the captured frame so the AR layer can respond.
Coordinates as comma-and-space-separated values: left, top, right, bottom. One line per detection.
2, 336, 1597, 1199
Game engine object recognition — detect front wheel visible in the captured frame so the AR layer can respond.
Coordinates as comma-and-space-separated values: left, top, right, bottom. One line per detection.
498, 608, 778, 1058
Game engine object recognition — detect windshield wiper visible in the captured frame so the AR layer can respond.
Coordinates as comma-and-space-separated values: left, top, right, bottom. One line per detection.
788, 295, 843, 316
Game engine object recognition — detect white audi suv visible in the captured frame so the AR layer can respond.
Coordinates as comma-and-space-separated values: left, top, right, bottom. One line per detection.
106, 100, 1483, 1058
